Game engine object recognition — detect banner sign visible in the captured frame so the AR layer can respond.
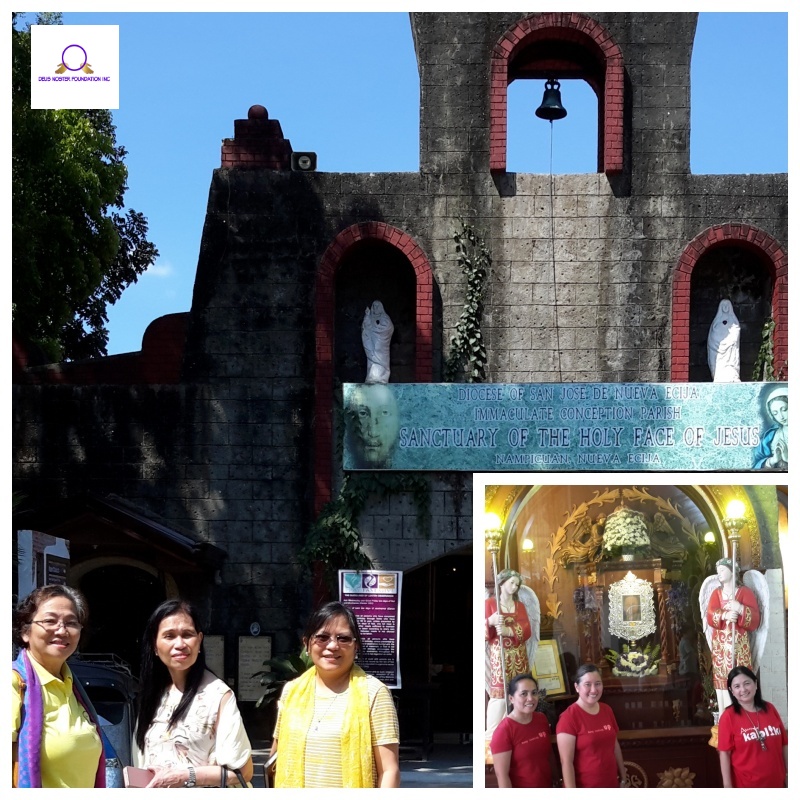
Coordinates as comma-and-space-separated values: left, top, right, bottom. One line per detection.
339, 570, 402, 689
342, 382, 787, 472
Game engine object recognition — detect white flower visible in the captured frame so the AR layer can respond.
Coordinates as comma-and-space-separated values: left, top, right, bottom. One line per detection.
603, 506, 650, 552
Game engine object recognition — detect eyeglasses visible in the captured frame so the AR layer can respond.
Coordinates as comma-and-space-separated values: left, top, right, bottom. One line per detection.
311, 633, 355, 646
32, 618, 82, 633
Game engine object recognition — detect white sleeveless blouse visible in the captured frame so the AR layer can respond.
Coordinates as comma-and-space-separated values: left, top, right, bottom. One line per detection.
135, 670, 250, 771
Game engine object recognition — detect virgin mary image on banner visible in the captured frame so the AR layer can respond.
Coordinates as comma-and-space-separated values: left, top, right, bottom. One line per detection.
753, 385, 787, 469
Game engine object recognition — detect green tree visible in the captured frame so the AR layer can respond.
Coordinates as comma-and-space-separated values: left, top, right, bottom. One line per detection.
12, 12, 158, 362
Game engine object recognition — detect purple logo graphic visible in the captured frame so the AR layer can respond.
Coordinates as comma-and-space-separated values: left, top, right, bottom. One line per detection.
55, 44, 93, 75
363, 574, 378, 589
62, 44, 88, 70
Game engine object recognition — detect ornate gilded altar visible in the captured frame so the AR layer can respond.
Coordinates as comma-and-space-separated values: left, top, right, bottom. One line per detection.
482, 484, 766, 788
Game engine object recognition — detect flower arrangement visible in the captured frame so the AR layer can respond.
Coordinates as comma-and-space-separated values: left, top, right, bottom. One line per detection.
605, 642, 660, 677
602, 503, 651, 559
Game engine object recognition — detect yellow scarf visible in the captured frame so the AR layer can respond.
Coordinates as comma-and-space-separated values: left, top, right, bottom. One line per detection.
274, 664, 373, 788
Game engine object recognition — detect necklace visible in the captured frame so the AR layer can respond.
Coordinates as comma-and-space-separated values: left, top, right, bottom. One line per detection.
742, 709, 767, 751
311, 691, 343, 732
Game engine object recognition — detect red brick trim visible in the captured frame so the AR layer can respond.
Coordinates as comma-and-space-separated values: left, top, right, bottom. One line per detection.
313, 223, 434, 513
489, 13, 624, 176
671, 224, 788, 381
220, 106, 292, 170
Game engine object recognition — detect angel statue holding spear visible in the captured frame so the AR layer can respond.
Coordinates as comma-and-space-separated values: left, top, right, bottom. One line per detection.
699, 557, 768, 712
485, 569, 540, 738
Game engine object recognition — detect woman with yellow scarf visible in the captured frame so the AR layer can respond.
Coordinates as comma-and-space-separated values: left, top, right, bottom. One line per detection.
270, 602, 400, 787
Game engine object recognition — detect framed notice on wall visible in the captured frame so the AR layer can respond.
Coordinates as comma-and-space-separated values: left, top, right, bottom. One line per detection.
237, 636, 272, 702
204, 635, 225, 681
531, 639, 567, 696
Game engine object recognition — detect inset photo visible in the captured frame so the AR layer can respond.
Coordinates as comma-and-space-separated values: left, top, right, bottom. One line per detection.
477, 479, 787, 789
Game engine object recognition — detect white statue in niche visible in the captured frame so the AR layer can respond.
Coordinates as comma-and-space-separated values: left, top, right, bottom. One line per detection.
361, 300, 394, 384
707, 299, 741, 383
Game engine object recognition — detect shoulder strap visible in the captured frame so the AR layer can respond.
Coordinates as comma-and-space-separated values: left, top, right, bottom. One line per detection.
12, 668, 26, 731
71, 671, 118, 761
12, 668, 26, 694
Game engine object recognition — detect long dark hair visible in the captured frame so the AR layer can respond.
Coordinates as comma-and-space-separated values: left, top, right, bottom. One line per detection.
727, 665, 766, 714
135, 599, 207, 752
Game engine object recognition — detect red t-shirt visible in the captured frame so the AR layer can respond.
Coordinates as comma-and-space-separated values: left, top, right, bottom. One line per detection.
718, 702, 788, 787
556, 702, 619, 788
490, 713, 552, 788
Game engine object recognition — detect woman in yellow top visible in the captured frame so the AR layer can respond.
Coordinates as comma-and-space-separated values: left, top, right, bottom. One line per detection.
270, 601, 400, 788
12, 585, 106, 788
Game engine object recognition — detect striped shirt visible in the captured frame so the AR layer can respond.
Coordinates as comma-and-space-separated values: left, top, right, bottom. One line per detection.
274, 674, 399, 787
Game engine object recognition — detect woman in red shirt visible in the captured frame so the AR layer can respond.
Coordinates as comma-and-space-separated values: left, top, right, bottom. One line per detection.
490, 673, 555, 787
718, 666, 787, 788
556, 664, 627, 788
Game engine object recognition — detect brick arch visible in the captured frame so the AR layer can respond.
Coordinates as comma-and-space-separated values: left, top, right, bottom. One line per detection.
671, 224, 788, 381
489, 12, 624, 175
314, 222, 434, 512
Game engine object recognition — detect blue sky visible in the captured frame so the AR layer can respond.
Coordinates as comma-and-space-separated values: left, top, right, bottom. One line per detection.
38, 10, 790, 356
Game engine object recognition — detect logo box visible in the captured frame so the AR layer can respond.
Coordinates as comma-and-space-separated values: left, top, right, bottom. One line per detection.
30, 25, 119, 110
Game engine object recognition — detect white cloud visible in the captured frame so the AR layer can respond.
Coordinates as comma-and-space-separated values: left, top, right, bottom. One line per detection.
144, 260, 174, 279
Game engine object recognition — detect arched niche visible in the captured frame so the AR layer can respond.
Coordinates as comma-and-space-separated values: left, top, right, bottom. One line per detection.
313, 223, 437, 514
334, 240, 417, 384
688, 246, 773, 382
671, 224, 787, 381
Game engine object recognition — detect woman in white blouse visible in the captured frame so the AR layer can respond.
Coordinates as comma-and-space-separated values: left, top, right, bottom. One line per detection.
133, 599, 253, 788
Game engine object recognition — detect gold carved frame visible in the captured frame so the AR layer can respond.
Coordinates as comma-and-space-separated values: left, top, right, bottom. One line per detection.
531, 638, 567, 696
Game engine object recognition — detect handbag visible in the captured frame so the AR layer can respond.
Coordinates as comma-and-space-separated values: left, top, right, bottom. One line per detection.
263, 752, 278, 789
220, 765, 251, 788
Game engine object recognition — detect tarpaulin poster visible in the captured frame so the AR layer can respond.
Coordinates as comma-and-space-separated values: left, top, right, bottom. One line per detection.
339, 570, 402, 689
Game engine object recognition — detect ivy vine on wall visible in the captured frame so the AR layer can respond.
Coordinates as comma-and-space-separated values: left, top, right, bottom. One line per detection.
444, 221, 492, 383
752, 317, 780, 381
299, 471, 431, 587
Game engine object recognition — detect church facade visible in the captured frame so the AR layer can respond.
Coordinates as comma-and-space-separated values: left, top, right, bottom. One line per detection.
13, 12, 786, 757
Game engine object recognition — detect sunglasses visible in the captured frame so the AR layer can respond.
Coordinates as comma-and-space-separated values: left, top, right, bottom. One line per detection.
311, 633, 355, 646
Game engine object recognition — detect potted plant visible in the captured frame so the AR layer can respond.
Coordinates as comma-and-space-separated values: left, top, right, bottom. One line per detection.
252, 649, 313, 736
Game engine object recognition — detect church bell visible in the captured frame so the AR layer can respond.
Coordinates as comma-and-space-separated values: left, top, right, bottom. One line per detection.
535, 78, 567, 121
